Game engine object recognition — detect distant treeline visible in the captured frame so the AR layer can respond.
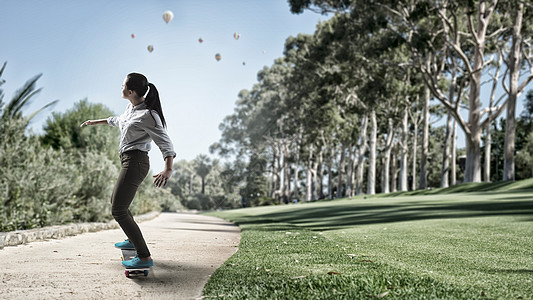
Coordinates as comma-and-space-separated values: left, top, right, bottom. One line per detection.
209, 0, 533, 202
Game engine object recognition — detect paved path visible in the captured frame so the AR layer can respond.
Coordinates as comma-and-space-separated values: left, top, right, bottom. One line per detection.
0, 212, 241, 299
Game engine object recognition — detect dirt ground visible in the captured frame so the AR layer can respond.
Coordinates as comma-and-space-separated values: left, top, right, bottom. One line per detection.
0, 212, 241, 299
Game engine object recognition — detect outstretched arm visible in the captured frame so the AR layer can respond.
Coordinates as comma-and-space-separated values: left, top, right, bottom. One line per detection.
80, 119, 108, 127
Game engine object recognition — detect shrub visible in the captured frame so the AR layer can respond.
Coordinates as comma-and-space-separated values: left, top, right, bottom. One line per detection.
0, 119, 78, 230
0, 114, 182, 231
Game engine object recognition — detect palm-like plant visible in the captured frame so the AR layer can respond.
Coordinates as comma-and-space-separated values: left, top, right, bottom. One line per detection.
0, 61, 58, 125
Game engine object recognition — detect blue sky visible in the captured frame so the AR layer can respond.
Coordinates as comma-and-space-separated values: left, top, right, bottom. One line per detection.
1, 0, 327, 171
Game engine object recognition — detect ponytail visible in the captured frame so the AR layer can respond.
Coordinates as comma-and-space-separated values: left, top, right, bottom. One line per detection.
125, 73, 167, 128
145, 83, 167, 128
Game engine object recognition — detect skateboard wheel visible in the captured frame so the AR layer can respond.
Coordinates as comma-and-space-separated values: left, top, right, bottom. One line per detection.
144, 270, 149, 276
125, 270, 130, 277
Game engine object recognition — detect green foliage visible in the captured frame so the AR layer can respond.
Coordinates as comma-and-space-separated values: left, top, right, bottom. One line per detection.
247, 196, 278, 207
516, 132, 533, 179
243, 153, 268, 201
0, 118, 78, 230
41, 99, 119, 161
168, 157, 243, 210
486, 113, 533, 181
70, 150, 118, 222
123, 168, 184, 215
0, 99, 181, 231
193, 154, 212, 194
209, 0, 533, 203
0, 118, 123, 230
0, 64, 182, 231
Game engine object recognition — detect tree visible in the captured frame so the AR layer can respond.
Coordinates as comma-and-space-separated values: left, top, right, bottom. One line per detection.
193, 154, 212, 195
385, 0, 509, 182
208, 0, 532, 200
499, 0, 533, 181
40, 99, 119, 161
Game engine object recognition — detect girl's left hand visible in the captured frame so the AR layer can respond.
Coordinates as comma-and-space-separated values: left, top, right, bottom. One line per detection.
153, 169, 172, 188
80, 120, 94, 127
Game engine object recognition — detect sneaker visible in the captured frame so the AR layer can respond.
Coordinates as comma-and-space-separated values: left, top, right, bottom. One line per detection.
114, 239, 135, 249
122, 256, 154, 269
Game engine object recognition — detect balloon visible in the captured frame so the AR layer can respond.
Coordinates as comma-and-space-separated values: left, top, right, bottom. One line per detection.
233, 32, 240, 40
147, 45, 154, 53
242, 62, 246, 66
162, 10, 173, 24
131, 33, 135, 39
215, 53, 222, 61
198, 37, 203, 43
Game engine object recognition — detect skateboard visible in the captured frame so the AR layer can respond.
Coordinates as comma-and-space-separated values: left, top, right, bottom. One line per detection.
120, 248, 151, 278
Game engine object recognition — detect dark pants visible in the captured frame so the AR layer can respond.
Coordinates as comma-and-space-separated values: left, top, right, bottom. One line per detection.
111, 150, 151, 258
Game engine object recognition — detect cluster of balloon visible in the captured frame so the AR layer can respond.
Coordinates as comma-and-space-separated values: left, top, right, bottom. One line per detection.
162, 10, 174, 24
142, 13, 247, 62
143, 10, 174, 53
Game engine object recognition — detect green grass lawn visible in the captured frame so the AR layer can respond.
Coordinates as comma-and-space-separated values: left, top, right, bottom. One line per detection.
202, 179, 533, 299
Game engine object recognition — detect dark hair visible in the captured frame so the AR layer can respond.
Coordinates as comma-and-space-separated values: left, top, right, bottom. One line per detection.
125, 72, 167, 127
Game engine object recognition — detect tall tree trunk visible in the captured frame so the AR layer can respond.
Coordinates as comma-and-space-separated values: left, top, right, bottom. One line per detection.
399, 108, 409, 191
311, 155, 318, 201
283, 141, 290, 203
367, 109, 377, 195
189, 173, 194, 195
484, 128, 491, 182
451, 120, 457, 185
287, 164, 292, 202
464, 0, 496, 183
327, 155, 333, 199
266, 160, 272, 198
346, 145, 355, 197
276, 143, 283, 202
441, 111, 453, 187
350, 146, 357, 196
382, 118, 394, 194
293, 140, 300, 201
419, 86, 430, 189
306, 146, 313, 201
441, 50, 458, 188
391, 145, 398, 192
503, 1, 524, 181
411, 116, 418, 191
315, 148, 323, 200
355, 114, 369, 195
484, 54, 502, 182
337, 144, 346, 198
269, 148, 277, 198
465, 131, 482, 183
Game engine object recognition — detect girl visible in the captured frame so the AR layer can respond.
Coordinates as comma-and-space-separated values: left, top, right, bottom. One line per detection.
80, 73, 176, 268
